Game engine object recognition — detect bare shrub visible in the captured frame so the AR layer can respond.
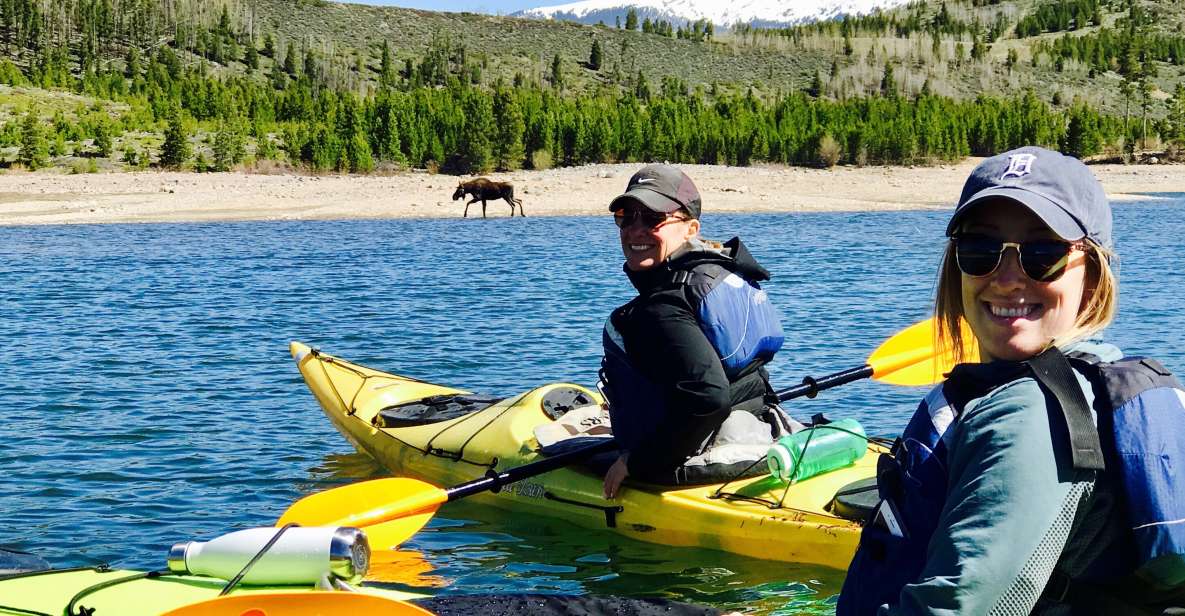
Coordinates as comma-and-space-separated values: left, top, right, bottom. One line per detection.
818, 134, 841, 168
530, 148, 552, 171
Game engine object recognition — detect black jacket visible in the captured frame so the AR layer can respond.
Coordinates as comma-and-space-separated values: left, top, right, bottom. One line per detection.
610, 237, 775, 478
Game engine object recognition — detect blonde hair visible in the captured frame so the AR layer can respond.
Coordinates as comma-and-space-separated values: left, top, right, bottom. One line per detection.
934, 240, 1118, 363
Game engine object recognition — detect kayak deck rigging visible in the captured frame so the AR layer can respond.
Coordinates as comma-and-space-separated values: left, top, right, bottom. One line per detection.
291, 342, 882, 569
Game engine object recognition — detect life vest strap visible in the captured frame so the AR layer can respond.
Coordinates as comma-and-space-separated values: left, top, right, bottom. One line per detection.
1027, 348, 1107, 472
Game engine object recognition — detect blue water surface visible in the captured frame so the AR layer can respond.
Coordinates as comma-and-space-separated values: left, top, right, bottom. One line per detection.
1, 199, 1182, 614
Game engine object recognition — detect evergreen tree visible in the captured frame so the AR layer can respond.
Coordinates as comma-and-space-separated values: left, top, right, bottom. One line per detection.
1169, 83, 1185, 144
159, 109, 190, 168
49, 131, 66, 157
1062, 102, 1103, 157
493, 85, 525, 170
625, 8, 638, 31
458, 90, 494, 173
880, 62, 897, 97
245, 39, 259, 70
589, 39, 602, 71
373, 92, 405, 163
19, 110, 48, 169
283, 44, 297, 77
971, 37, 987, 61
346, 131, 374, 172
304, 49, 318, 82
380, 40, 395, 87
263, 34, 275, 58
635, 70, 651, 100
125, 47, 141, 79
550, 53, 563, 90
213, 121, 246, 171
807, 71, 823, 98
92, 117, 113, 157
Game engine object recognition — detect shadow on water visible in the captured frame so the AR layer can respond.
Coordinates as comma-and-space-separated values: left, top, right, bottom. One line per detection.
318, 452, 846, 615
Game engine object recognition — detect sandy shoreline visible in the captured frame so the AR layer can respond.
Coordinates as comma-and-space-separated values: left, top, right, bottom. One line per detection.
0, 160, 1181, 226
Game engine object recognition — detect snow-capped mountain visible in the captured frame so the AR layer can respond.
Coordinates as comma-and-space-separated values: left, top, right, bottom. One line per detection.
514, 0, 913, 28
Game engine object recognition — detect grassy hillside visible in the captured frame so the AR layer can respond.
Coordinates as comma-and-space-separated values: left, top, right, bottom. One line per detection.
1, 0, 1183, 174
242, 0, 1185, 112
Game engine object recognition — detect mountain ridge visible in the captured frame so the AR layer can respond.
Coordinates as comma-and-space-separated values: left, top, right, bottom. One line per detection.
513, 0, 913, 27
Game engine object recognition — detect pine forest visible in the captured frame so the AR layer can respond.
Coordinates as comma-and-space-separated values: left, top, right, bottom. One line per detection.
2, 0, 1185, 174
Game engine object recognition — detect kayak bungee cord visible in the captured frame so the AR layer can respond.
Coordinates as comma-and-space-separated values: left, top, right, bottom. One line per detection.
310, 348, 515, 471
421, 392, 529, 467
218, 523, 298, 596
0, 566, 95, 616
0, 565, 111, 616
710, 424, 893, 510
66, 569, 178, 616
53, 526, 339, 615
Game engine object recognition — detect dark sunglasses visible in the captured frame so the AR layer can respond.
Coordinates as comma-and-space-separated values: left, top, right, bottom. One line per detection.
613, 208, 687, 229
953, 234, 1085, 282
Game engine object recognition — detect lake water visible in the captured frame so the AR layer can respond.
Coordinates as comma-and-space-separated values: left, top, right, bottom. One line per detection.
2, 199, 1182, 614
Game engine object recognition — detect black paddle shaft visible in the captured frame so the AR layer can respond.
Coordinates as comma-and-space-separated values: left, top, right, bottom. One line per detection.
773, 364, 875, 402
441, 362, 874, 503
445, 438, 619, 501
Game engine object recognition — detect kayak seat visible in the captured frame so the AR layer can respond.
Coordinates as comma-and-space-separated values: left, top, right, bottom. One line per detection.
374, 394, 502, 429
828, 476, 878, 522
540, 387, 598, 420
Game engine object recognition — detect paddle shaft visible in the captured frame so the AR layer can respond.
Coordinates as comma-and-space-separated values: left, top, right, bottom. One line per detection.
445, 362, 879, 502
445, 437, 620, 501
773, 365, 874, 402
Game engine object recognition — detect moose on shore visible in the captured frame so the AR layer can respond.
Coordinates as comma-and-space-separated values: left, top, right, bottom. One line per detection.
452, 178, 525, 218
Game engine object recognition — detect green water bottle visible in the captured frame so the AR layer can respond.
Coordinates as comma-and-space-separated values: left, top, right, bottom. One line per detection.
767, 418, 868, 483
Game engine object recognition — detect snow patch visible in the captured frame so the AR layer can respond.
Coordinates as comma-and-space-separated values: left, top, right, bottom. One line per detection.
514, 0, 913, 27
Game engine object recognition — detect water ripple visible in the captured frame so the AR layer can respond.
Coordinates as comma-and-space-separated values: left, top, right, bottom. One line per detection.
1, 201, 1183, 614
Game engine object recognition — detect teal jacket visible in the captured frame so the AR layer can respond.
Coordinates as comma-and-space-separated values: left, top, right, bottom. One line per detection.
851, 340, 1126, 615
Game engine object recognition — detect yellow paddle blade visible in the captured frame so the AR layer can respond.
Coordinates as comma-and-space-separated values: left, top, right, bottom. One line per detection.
357, 512, 439, 551
160, 591, 433, 616
278, 478, 448, 531
866, 317, 976, 386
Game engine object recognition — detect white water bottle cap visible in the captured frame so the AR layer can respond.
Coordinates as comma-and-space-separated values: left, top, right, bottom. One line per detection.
766, 443, 798, 481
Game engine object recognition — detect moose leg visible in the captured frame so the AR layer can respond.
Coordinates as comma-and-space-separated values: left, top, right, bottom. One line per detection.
503, 196, 517, 217
465, 197, 481, 218
515, 198, 525, 217
481, 199, 488, 218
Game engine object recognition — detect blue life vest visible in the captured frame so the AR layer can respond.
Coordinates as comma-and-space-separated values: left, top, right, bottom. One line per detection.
1062, 354, 1185, 590
838, 349, 1185, 615
600, 263, 784, 453
691, 265, 785, 378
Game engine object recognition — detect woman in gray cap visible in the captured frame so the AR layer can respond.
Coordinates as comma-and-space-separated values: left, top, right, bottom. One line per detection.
838, 146, 1185, 614
599, 163, 788, 499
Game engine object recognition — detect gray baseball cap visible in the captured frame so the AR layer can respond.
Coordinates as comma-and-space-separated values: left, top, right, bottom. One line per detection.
609, 164, 702, 219
946, 146, 1112, 248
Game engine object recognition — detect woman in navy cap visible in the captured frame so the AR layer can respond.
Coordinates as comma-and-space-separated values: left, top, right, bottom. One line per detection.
838, 147, 1185, 614
599, 164, 788, 499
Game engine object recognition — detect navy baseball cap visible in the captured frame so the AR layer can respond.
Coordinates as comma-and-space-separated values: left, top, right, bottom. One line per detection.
946, 146, 1112, 248
609, 164, 702, 219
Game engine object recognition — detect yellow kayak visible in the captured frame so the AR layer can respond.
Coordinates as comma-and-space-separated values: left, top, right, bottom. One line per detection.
290, 342, 881, 569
